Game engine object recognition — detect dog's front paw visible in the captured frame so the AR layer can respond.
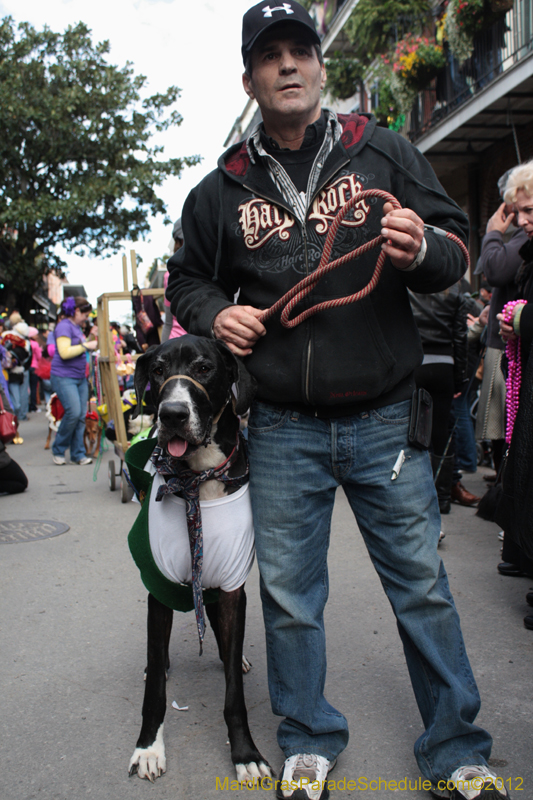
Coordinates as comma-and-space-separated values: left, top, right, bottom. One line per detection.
128, 727, 166, 782
235, 760, 272, 784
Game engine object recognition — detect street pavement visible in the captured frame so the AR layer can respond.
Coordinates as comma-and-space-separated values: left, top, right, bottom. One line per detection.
1, 412, 532, 800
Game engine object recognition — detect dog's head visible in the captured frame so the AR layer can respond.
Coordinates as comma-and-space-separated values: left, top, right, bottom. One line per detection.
132, 335, 256, 460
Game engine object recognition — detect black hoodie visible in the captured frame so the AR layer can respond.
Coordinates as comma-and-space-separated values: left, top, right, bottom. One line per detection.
167, 112, 469, 415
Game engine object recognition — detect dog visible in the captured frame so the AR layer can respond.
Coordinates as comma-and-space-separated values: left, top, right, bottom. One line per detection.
83, 411, 103, 458
44, 393, 64, 450
45, 395, 103, 457
127, 334, 271, 784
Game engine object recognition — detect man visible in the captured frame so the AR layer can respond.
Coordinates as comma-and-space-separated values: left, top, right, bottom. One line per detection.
167, 3, 508, 799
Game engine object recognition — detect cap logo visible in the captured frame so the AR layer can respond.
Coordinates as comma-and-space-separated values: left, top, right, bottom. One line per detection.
262, 4, 294, 18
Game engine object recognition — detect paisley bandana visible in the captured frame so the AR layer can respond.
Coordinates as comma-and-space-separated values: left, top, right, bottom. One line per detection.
150, 432, 249, 653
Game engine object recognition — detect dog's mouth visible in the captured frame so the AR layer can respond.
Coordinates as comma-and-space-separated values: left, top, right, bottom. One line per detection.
163, 434, 207, 460
166, 435, 190, 458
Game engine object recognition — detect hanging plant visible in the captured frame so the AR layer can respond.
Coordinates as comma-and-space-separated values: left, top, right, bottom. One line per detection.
325, 52, 364, 100
444, 0, 514, 63
344, 0, 431, 65
389, 34, 445, 112
392, 34, 446, 89
369, 60, 403, 128
454, 0, 485, 38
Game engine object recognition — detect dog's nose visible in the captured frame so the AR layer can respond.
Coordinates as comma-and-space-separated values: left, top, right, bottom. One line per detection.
159, 402, 190, 428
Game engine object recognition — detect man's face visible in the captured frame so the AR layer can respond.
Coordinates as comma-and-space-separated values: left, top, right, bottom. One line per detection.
242, 27, 325, 128
515, 190, 533, 239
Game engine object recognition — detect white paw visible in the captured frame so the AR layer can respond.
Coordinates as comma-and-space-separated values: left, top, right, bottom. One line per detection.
242, 655, 252, 674
128, 725, 166, 782
235, 761, 272, 784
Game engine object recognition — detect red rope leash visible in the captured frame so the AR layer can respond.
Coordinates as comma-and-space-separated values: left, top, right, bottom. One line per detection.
258, 189, 470, 329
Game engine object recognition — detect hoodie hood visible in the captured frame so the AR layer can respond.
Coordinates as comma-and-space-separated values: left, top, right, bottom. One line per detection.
219, 112, 376, 184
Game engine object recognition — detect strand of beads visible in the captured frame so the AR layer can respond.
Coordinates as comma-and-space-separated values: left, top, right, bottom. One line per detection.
502, 300, 527, 443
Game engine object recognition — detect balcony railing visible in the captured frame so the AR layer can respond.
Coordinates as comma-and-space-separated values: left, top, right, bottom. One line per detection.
408, 0, 533, 142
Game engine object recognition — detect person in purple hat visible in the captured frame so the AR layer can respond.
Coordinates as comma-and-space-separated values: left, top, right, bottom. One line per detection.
167, 3, 506, 799
50, 296, 97, 466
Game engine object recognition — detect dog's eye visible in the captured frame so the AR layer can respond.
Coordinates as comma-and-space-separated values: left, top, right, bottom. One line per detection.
152, 367, 164, 376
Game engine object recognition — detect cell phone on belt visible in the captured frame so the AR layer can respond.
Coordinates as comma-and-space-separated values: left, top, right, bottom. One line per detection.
409, 388, 433, 450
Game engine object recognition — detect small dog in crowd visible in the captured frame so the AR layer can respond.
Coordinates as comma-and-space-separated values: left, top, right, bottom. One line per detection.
127, 335, 271, 785
45, 396, 103, 458
83, 412, 102, 458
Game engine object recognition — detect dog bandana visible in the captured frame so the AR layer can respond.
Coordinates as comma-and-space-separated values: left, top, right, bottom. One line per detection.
150, 433, 249, 653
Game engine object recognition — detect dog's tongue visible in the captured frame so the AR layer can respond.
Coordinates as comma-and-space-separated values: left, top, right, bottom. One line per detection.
167, 437, 188, 458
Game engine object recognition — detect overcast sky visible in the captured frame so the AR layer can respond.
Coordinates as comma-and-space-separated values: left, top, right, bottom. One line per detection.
0, 0, 256, 315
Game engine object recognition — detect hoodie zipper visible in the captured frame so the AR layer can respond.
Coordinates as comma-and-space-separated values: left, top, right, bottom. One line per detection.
244, 154, 352, 405
302, 156, 350, 405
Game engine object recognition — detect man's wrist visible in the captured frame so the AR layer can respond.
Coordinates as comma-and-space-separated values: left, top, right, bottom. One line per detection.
398, 237, 427, 272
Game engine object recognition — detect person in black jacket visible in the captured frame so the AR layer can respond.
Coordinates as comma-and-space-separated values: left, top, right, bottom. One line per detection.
409, 284, 480, 513
166, 4, 502, 798
495, 162, 533, 596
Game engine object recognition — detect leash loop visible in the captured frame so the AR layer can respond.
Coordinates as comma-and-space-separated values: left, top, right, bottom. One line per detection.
258, 189, 469, 329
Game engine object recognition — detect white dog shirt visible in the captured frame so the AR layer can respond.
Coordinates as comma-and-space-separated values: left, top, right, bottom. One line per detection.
148, 472, 255, 593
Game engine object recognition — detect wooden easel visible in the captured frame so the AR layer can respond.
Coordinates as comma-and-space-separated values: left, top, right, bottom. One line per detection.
96, 249, 164, 496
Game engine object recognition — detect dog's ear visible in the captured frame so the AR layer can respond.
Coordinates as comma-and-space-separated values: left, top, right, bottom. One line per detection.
132, 346, 158, 419
214, 340, 257, 416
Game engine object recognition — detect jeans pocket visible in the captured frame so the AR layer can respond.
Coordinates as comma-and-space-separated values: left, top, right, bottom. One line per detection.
248, 401, 291, 433
370, 399, 411, 425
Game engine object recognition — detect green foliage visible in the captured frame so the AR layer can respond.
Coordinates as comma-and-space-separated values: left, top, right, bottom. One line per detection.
345, 0, 431, 65
325, 52, 363, 100
373, 78, 402, 126
0, 17, 199, 310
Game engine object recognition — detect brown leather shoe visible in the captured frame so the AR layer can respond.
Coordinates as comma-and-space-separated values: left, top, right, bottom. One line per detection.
451, 481, 480, 507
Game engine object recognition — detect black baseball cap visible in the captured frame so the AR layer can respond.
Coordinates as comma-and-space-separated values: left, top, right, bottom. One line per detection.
242, 1, 320, 65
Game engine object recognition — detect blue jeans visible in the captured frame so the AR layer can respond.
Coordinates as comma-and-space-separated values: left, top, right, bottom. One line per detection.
247, 400, 492, 783
8, 370, 30, 420
452, 393, 478, 473
51, 375, 88, 462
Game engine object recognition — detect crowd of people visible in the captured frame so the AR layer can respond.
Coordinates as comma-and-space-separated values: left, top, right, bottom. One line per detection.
0, 219, 187, 494
2, 4, 532, 796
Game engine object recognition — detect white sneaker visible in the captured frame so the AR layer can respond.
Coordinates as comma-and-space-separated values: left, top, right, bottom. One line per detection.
276, 754, 335, 800
52, 455, 66, 465
73, 457, 93, 465
430, 764, 509, 799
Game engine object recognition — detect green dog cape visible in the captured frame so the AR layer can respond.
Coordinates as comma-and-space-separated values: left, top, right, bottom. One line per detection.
125, 437, 219, 613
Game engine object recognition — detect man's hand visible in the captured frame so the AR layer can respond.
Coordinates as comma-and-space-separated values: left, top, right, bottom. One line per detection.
479, 304, 490, 327
381, 203, 425, 270
213, 305, 266, 357
486, 202, 515, 235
